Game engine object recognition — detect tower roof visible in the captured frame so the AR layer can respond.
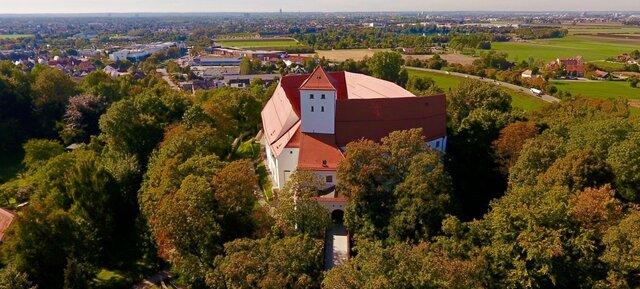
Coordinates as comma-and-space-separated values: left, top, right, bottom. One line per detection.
299, 66, 336, 91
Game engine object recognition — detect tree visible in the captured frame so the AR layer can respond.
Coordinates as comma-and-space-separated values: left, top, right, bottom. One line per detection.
389, 151, 452, 242
367, 51, 405, 84
2, 206, 86, 289
339, 129, 451, 241
405, 75, 442, 96
99, 88, 188, 164
447, 79, 512, 130
140, 123, 263, 286
570, 185, 623, 237
537, 149, 614, 192
60, 94, 107, 144
21, 139, 64, 171
0, 64, 33, 155
607, 132, 640, 201
30, 66, 77, 137
199, 87, 263, 143
239, 57, 252, 75
445, 81, 513, 218
323, 241, 482, 289
274, 171, 331, 238
492, 121, 540, 174
62, 258, 93, 289
602, 210, 640, 288
206, 236, 324, 289
0, 266, 37, 289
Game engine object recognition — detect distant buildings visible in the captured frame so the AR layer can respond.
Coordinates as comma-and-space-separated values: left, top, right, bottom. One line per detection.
192, 56, 242, 67
210, 47, 287, 61
223, 74, 280, 88
109, 42, 184, 62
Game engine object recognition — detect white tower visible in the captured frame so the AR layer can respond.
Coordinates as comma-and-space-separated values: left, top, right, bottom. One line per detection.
299, 66, 336, 134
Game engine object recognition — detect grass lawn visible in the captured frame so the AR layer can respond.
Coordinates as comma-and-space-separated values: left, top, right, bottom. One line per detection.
216, 38, 300, 49
0, 34, 34, 39
589, 60, 626, 71
551, 80, 640, 100
407, 68, 547, 111
490, 36, 639, 62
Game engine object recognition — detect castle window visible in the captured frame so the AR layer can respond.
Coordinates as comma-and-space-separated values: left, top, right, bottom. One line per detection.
310, 94, 314, 99
321, 106, 325, 112
311, 106, 314, 112
321, 94, 326, 99
326, 176, 333, 183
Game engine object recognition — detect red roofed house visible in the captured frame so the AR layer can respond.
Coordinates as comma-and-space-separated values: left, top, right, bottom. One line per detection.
261, 66, 447, 212
0, 208, 15, 243
548, 56, 585, 77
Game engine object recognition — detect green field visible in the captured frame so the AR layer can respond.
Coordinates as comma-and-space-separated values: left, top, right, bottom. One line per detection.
490, 36, 638, 62
215, 38, 300, 49
551, 80, 640, 100
564, 24, 640, 36
590, 60, 626, 71
407, 68, 546, 111
0, 34, 34, 39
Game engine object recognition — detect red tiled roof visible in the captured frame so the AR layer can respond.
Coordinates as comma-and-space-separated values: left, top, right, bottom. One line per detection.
281, 72, 340, 117
263, 67, 447, 161
299, 66, 336, 91
285, 126, 302, 148
0, 208, 15, 242
335, 94, 447, 146
298, 133, 344, 171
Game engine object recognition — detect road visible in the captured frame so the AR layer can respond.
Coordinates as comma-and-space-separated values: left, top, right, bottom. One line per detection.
324, 225, 349, 270
406, 67, 560, 103
156, 68, 181, 91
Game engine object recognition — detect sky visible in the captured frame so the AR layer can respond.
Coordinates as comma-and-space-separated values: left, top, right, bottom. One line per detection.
1, 0, 639, 14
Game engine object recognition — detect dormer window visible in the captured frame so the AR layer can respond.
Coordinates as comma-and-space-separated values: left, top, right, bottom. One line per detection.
321, 94, 326, 99
310, 94, 314, 99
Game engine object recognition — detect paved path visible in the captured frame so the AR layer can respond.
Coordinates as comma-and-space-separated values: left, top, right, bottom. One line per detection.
324, 225, 349, 270
156, 68, 181, 91
406, 67, 560, 103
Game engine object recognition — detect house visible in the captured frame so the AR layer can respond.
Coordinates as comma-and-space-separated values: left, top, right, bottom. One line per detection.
0, 208, 15, 243
261, 66, 447, 212
594, 69, 610, 79
103, 65, 128, 78
616, 53, 633, 63
521, 69, 534, 79
548, 56, 585, 77
191, 66, 241, 79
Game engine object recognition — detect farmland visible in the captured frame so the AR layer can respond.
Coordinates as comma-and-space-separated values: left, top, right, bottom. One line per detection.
490, 36, 638, 62
551, 80, 640, 100
0, 34, 33, 39
407, 68, 547, 111
215, 38, 301, 49
315, 48, 390, 61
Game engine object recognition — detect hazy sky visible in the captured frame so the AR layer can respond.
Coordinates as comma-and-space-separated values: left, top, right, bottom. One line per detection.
1, 0, 639, 14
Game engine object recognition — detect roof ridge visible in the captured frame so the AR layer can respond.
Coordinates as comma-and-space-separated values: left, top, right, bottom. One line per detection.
299, 65, 336, 91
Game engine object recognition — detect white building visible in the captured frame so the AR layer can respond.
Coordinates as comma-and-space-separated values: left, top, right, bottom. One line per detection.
261, 66, 447, 211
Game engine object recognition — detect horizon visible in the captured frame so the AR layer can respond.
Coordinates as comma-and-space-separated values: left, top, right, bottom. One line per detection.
1, 0, 639, 14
